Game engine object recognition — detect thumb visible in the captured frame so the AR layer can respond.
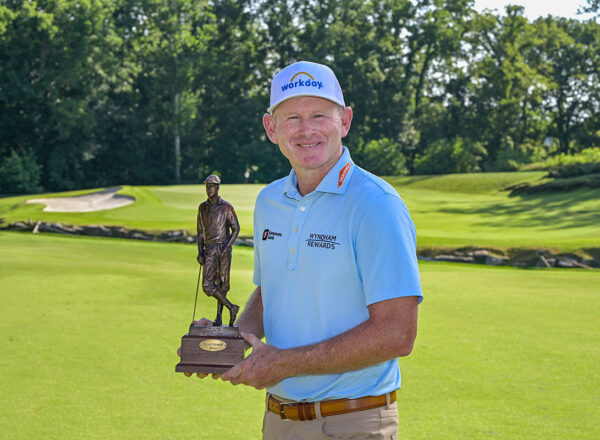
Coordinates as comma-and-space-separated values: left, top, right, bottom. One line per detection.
241, 332, 263, 348
221, 363, 243, 382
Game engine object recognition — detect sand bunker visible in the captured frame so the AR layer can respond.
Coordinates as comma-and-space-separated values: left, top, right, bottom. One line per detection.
27, 187, 135, 212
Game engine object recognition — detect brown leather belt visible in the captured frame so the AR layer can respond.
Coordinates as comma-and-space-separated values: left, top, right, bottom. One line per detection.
267, 391, 396, 421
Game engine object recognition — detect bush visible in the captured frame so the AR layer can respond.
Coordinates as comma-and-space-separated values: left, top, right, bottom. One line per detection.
0, 149, 43, 194
353, 138, 408, 176
549, 148, 600, 178
413, 137, 487, 175
494, 143, 547, 171
522, 148, 600, 177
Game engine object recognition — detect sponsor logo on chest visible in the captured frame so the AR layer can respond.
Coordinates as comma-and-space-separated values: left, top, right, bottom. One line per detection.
305, 232, 340, 250
262, 229, 282, 240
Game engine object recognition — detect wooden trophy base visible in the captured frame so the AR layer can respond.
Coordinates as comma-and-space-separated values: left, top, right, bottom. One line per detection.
176, 324, 245, 374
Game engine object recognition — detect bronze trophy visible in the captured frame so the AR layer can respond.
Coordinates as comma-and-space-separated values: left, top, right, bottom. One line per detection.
176, 175, 245, 374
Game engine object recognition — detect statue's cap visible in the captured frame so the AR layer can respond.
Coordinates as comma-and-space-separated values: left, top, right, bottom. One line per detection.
204, 174, 221, 185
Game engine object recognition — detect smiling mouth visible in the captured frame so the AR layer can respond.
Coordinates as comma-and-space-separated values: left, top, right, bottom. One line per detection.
297, 142, 321, 148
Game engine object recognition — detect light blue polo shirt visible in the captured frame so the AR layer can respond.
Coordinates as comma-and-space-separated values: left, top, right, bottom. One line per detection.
253, 146, 422, 401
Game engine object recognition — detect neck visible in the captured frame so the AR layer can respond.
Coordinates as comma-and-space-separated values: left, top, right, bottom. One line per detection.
295, 148, 343, 196
296, 172, 324, 196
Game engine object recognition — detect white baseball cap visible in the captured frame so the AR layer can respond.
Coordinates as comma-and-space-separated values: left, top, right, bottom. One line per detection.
268, 61, 345, 114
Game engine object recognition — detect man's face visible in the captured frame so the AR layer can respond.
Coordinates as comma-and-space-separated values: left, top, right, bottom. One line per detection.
263, 96, 352, 177
206, 183, 219, 199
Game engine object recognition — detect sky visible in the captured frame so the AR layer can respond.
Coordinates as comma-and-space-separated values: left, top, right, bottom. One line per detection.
473, 0, 597, 21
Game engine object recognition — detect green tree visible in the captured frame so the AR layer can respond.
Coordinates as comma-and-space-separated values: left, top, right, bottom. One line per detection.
0, 0, 127, 190
90, 0, 218, 186
414, 137, 486, 174
0, 149, 43, 194
579, 0, 600, 16
354, 138, 408, 175
465, 6, 547, 168
535, 17, 600, 153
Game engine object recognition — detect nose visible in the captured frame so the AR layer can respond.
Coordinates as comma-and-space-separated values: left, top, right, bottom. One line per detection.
297, 117, 315, 135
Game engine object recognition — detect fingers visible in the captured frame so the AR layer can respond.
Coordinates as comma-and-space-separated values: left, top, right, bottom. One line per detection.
240, 332, 263, 348
221, 364, 243, 383
182, 372, 217, 379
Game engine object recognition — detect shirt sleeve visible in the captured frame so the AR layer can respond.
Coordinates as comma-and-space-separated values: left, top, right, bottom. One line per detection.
354, 193, 423, 306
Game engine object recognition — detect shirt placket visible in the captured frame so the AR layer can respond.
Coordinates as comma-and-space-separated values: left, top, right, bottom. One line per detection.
287, 197, 314, 271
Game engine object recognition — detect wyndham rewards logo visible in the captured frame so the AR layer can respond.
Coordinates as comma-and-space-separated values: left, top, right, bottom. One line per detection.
305, 233, 340, 250
281, 71, 324, 92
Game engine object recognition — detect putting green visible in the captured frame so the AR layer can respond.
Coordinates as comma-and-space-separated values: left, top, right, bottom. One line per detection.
1, 232, 598, 439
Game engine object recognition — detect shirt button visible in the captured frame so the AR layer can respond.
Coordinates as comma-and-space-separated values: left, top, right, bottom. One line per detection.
290, 247, 295, 254
300, 206, 306, 212
294, 226, 299, 232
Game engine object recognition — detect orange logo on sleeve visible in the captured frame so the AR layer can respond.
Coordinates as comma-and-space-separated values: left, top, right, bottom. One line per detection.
338, 162, 351, 189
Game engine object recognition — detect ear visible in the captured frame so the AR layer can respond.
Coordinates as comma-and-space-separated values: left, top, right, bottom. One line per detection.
263, 113, 278, 144
340, 107, 353, 138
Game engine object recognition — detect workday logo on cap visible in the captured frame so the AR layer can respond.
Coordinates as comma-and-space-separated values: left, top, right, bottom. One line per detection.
281, 71, 323, 93
268, 61, 345, 113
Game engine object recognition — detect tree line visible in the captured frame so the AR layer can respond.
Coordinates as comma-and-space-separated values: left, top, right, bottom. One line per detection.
1, 0, 599, 193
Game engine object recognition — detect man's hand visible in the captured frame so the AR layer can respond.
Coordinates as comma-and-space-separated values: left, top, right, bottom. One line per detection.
221, 332, 290, 390
177, 318, 221, 379
197, 253, 205, 265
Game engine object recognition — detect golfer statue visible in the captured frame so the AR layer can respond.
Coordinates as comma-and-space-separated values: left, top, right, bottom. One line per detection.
197, 175, 240, 327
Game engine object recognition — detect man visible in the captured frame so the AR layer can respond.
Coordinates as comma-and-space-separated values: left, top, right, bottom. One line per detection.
185, 61, 422, 439
196, 174, 240, 327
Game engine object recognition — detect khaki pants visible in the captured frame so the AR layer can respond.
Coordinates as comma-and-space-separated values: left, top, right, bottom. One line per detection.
262, 401, 399, 440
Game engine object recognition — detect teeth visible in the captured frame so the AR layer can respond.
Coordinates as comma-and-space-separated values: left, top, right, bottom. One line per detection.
299, 143, 318, 147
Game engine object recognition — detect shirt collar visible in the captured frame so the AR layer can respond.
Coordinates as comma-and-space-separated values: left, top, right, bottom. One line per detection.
283, 146, 355, 200
315, 146, 354, 195
283, 169, 302, 200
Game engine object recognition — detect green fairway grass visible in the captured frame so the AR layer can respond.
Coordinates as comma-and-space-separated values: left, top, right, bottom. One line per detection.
0, 231, 263, 439
1, 171, 599, 251
1, 232, 598, 439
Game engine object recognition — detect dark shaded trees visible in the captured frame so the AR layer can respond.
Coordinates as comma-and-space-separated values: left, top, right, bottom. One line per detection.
0, 0, 125, 190
1, 0, 599, 192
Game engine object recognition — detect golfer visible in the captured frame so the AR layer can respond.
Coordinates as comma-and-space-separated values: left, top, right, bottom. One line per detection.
188, 61, 423, 439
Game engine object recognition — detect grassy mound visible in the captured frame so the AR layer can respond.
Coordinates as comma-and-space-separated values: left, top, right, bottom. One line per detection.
506, 173, 600, 195
1, 232, 598, 439
385, 172, 600, 251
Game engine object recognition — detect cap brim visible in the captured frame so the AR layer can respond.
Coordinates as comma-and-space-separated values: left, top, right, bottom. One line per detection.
268, 93, 345, 114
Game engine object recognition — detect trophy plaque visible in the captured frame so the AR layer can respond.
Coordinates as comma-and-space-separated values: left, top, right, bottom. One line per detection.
176, 175, 245, 374
176, 323, 245, 374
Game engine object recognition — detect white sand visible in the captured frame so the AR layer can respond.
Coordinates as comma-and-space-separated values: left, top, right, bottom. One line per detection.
27, 187, 135, 212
